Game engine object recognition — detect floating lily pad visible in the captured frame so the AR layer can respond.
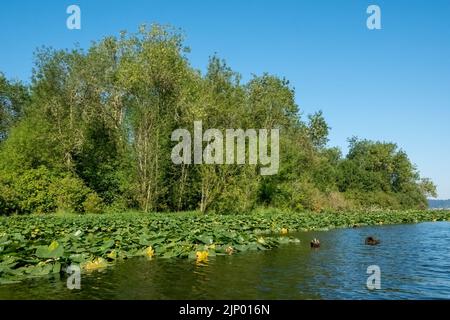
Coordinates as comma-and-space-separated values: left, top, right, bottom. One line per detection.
35, 241, 64, 259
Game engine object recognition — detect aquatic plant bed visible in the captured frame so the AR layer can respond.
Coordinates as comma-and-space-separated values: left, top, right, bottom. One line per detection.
1, 209, 449, 283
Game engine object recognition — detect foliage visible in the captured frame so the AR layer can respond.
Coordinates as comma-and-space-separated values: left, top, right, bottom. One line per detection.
0, 166, 100, 215
337, 138, 436, 210
0, 24, 437, 214
0, 73, 30, 142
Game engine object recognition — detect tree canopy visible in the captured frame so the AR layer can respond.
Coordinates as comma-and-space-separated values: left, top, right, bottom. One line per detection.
0, 25, 436, 215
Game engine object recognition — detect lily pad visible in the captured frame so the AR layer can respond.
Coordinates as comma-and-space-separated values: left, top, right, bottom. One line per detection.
35, 241, 64, 259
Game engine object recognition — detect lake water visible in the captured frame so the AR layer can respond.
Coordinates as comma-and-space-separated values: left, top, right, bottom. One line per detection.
0, 222, 449, 300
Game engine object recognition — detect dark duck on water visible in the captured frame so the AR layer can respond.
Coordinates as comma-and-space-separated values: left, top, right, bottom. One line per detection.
310, 238, 320, 248
365, 236, 380, 245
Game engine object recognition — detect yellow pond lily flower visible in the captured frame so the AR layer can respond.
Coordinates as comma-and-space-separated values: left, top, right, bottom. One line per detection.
48, 240, 60, 251
281, 228, 288, 235
144, 246, 155, 259
107, 250, 117, 260
196, 251, 209, 263
83, 257, 108, 271
225, 246, 234, 255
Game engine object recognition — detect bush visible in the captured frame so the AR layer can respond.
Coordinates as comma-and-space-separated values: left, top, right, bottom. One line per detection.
83, 193, 104, 214
208, 167, 259, 214
0, 171, 19, 215
270, 180, 322, 212
0, 166, 103, 215
344, 191, 401, 210
323, 191, 352, 212
11, 166, 56, 214
50, 175, 92, 213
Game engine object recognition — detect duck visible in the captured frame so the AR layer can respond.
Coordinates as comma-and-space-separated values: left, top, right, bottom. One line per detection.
310, 238, 320, 248
365, 236, 380, 246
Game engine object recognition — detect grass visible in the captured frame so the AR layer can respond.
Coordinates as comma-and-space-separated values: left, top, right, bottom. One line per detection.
0, 208, 449, 284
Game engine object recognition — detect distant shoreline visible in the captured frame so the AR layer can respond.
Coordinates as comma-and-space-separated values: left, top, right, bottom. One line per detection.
428, 199, 450, 209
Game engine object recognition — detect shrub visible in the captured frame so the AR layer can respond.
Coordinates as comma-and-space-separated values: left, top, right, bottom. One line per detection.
0, 171, 19, 215
209, 167, 259, 214
50, 175, 93, 213
83, 193, 104, 214
12, 166, 57, 214
325, 191, 352, 212
0, 166, 103, 215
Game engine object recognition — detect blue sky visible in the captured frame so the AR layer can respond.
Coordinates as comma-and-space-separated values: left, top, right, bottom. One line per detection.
0, 0, 449, 198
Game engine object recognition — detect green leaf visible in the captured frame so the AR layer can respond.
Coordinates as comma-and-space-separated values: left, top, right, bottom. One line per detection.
99, 239, 115, 251
196, 234, 213, 244
52, 262, 61, 274
69, 253, 90, 264
35, 240, 64, 259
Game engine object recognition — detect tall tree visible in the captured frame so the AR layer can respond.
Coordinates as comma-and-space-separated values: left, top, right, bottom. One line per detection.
0, 74, 30, 142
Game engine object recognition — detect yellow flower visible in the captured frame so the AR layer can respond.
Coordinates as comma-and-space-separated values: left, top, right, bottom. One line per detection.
107, 250, 117, 260
257, 237, 265, 244
83, 257, 108, 271
48, 240, 59, 251
144, 246, 155, 259
196, 251, 209, 263
281, 228, 288, 235
225, 246, 234, 255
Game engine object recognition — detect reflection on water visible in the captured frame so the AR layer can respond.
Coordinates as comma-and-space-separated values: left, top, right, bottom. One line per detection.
1, 222, 449, 300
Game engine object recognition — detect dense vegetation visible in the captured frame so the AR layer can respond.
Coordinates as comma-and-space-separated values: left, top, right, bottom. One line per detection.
0, 24, 437, 215
1, 210, 449, 283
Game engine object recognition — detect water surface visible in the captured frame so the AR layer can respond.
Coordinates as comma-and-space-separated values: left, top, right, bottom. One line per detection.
1, 222, 449, 299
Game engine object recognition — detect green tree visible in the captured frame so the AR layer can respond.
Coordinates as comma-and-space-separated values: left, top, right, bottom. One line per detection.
0, 73, 30, 142
307, 111, 329, 149
0, 24, 438, 214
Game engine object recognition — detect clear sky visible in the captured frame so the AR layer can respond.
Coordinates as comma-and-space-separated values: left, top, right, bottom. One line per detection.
0, 0, 449, 198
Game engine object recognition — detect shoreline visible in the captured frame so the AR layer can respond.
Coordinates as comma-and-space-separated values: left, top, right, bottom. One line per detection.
1, 209, 449, 284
